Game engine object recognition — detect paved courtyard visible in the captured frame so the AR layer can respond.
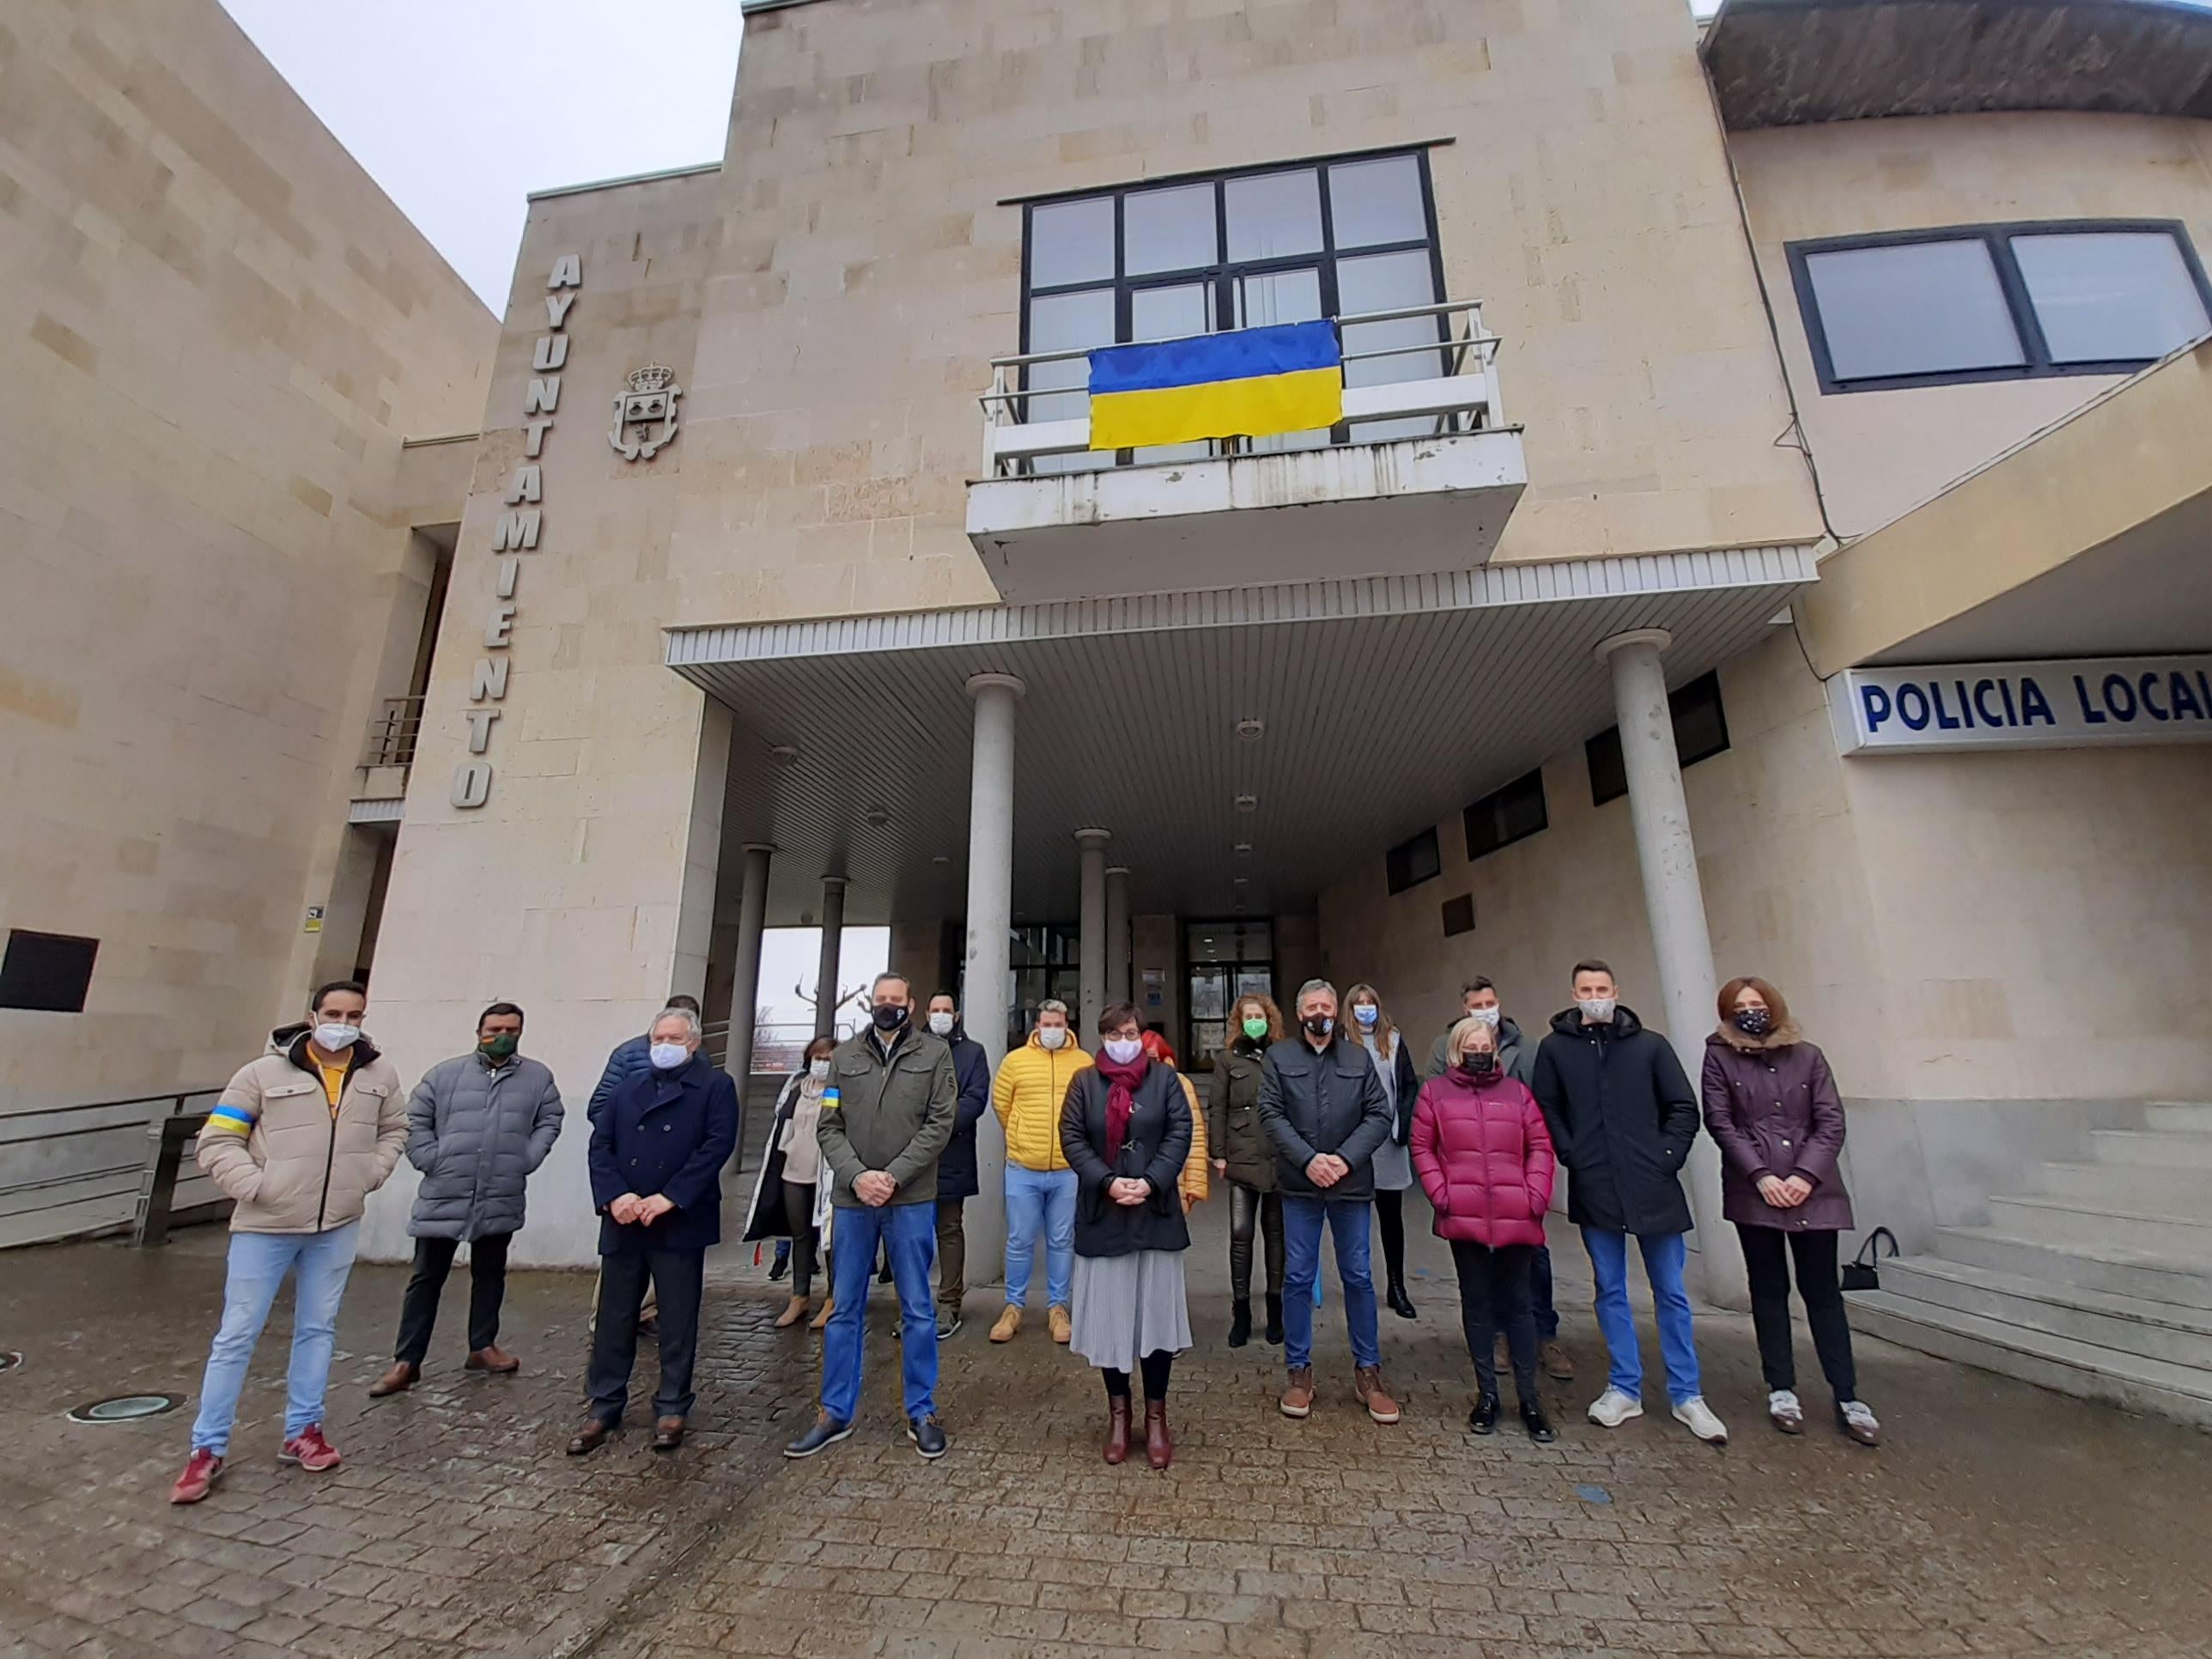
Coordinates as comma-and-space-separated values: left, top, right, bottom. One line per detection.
2, 1207, 2209, 1659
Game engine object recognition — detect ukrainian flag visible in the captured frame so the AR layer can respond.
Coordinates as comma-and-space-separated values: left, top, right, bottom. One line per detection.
1087, 319, 1343, 452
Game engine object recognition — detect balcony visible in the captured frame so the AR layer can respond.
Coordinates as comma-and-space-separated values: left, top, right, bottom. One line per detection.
966, 301, 1527, 605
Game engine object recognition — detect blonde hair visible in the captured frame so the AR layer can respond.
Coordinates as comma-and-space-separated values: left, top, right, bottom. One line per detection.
1446, 1015, 1500, 1066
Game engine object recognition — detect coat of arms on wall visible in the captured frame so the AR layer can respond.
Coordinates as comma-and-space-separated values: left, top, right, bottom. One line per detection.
610, 363, 680, 461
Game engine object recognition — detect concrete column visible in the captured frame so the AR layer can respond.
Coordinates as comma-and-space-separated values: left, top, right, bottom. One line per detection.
721, 843, 774, 1091
1076, 829, 1111, 1040
1104, 866, 1131, 1005
963, 673, 1024, 1288
812, 875, 848, 1040
1596, 629, 1745, 1310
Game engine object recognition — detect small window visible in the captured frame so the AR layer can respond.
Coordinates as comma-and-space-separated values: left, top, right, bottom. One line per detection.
1463, 769, 1547, 862
2010, 231, 2212, 364
1385, 827, 1441, 896
0, 929, 99, 1012
1441, 895, 1476, 938
1800, 239, 2026, 382
1588, 672, 1730, 807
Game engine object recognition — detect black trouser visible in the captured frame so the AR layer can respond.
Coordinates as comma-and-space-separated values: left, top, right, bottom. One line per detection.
586, 1248, 706, 1425
394, 1233, 511, 1364
1737, 1224, 1857, 1405
1449, 1239, 1537, 1404
1228, 1182, 1285, 1299
781, 1181, 818, 1300
1375, 1188, 1408, 1287
1102, 1352, 1175, 1403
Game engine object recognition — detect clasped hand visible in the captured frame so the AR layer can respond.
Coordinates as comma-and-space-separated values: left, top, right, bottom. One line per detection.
609, 1192, 674, 1224
1108, 1176, 1151, 1206
1305, 1152, 1351, 1188
1757, 1174, 1814, 1208
854, 1170, 898, 1207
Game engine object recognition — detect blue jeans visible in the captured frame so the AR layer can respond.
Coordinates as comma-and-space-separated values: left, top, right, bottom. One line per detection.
820, 1200, 938, 1425
189, 1222, 360, 1455
1280, 1195, 1380, 1370
1003, 1164, 1077, 1310
1582, 1227, 1701, 1405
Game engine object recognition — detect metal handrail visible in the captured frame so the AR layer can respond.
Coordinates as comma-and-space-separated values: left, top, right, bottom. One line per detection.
362, 696, 425, 769
987, 298, 1489, 371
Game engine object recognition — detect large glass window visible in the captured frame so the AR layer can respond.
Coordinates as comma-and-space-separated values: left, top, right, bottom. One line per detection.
1790, 221, 2212, 392
1019, 147, 1449, 469
1185, 920, 1274, 1068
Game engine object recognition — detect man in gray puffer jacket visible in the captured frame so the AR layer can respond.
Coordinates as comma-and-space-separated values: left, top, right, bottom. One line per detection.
370, 1002, 564, 1395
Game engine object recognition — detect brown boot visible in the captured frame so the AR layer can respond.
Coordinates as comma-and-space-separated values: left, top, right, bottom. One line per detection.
368, 1361, 418, 1398
465, 1346, 520, 1374
1280, 1365, 1315, 1419
1355, 1364, 1402, 1425
652, 1416, 686, 1451
1145, 1401, 1174, 1470
1048, 1305, 1073, 1345
1103, 1397, 1132, 1465
565, 1419, 613, 1456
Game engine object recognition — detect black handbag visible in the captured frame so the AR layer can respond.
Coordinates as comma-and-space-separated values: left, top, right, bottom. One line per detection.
1840, 1226, 1898, 1291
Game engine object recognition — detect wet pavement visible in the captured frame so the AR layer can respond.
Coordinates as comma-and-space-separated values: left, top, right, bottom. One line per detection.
2, 1205, 2209, 1659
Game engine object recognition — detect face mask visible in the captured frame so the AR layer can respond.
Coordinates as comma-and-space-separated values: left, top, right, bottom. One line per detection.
649, 1042, 689, 1071
1352, 1005, 1378, 1028
1577, 997, 1617, 1024
871, 1003, 908, 1033
1467, 1006, 1501, 1028
313, 1022, 360, 1052
1732, 1006, 1772, 1037
1303, 1014, 1334, 1039
1103, 1036, 1143, 1065
1241, 1016, 1270, 1041
927, 1012, 955, 1037
1462, 1052, 1498, 1077
478, 1032, 519, 1060
808, 1059, 831, 1081
1038, 1026, 1066, 1050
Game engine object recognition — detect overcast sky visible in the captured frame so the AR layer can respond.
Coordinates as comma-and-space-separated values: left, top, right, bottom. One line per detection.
216, 0, 745, 312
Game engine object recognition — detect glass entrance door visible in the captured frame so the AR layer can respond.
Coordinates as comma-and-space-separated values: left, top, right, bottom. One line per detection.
1185, 920, 1275, 1069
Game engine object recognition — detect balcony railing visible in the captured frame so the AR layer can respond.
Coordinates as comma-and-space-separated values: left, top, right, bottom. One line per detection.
362, 696, 425, 769
980, 300, 1504, 477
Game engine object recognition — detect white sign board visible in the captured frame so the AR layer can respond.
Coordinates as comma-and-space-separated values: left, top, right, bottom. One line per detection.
1832, 655, 2212, 755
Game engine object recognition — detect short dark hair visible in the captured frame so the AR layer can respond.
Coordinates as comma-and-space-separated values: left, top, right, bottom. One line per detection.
930, 989, 958, 1005
872, 971, 911, 995
1571, 958, 1614, 981
665, 994, 702, 1014
311, 979, 367, 1013
1460, 976, 1495, 998
478, 1001, 525, 1030
1098, 1000, 1142, 1036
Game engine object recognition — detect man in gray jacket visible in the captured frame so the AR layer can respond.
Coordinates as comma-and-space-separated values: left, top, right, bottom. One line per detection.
370, 1002, 564, 1395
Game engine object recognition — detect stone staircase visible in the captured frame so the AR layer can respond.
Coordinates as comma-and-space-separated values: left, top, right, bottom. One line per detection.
1848, 1102, 2212, 1428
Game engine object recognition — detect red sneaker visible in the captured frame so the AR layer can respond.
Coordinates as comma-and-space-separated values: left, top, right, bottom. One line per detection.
278, 1425, 343, 1473
169, 1449, 223, 1505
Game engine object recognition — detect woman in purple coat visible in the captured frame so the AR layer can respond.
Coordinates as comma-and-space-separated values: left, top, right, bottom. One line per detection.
1701, 977, 1880, 1446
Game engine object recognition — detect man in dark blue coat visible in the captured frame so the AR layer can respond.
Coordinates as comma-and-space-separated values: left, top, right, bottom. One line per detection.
583, 994, 702, 1334
568, 1005, 738, 1455
925, 991, 991, 1339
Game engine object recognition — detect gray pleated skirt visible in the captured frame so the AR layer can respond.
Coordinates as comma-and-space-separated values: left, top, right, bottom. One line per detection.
1069, 1249, 1193, 1373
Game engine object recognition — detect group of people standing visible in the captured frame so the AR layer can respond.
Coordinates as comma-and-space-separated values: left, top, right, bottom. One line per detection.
166, 952, 1881, 1505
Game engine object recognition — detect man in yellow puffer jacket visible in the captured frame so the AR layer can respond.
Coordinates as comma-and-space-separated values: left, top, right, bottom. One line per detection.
988, 1000, 1092, 1343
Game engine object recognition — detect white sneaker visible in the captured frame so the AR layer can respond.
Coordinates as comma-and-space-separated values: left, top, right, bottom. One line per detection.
1766, 1389, 1804, 1434
1586, 1387, 1644, 1428
1673, 1395, 1729, 1444
1838, 1400, 1882, 1446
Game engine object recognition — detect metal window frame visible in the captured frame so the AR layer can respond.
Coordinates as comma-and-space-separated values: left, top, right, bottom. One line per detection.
1462, 767, 1548, 863
1786, 218, 2212, 395
1587, 671, 1731, 809
1383, 825, 1443, 896
1179, 917, 1279, 1066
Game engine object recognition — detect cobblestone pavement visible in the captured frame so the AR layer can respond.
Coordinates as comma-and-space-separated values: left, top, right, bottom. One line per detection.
3, 1212, 2210, 1659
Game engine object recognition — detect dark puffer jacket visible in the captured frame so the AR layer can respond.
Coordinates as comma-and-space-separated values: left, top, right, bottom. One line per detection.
405, 1051, 565, 1241
934, 1026, 992, 1200
1701, 1021, 1854, 1232
1531, 1005, 1698, 1236
1060, 1060, 1194, 1258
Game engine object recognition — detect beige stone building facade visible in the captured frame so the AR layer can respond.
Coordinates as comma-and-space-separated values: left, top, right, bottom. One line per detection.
5, 0, 2209, 1415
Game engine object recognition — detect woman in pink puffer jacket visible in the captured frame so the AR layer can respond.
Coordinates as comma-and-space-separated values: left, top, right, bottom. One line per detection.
1411, 1015, 1558, 1441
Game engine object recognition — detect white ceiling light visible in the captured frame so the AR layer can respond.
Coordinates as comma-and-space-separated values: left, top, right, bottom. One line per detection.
1235, 718, 1265, 741
1234, 794, 1257, 812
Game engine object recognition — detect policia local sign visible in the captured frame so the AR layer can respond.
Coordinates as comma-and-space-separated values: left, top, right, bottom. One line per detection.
1832, 654, 2212, 755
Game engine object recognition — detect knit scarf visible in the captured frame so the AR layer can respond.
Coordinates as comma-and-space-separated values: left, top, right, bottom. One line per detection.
1094, 1049, 1149, 1164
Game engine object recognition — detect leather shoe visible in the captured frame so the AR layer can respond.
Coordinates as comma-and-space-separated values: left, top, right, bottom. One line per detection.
1468, 1391, 1501, 1435
1103, 1397, 1132, 1465
1144, 1401, 1174, 1470
465, 1346, 520, 1374
1521, 1399, 1558, 1443
783, 1412, 854, 1459
652, 1416, 685, 1451
368, 1361, 418, 1397
1386, 1280, 1418, 1320
908, 1413, 949, 1460
566, 1419, 614, 1456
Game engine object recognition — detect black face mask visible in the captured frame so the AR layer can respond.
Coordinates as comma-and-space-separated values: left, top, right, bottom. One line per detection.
1303, 1014, 1334, 1039
1732, 1007, 1772, 1037
872, 1003, 909, 1033
1462, 1052, 1498, 1078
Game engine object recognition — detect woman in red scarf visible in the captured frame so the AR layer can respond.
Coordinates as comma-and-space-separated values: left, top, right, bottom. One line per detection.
1060, 1002, 1196, 1468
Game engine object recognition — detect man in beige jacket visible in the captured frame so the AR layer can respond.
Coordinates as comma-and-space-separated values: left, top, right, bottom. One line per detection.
170, 980, 408, 1505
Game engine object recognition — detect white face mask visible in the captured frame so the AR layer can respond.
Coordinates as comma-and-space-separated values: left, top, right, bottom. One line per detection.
808, 1059, 831, 1081
1467, 1006, 1502, 1029
1037, 1026, 1066, 1050
1103, 1036, 1143, 1065
1352, 1005, 1379, 1028
1577, 997, 1617, 1024
927, 1012, 955, 1037
649, 1042, 690, 1071
313, 1022, 361, 1051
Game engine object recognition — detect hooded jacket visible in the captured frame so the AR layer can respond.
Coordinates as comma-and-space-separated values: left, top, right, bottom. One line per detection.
1208, 1036, 1275, 1191
198, 1024, 408, 1235
934, 1024, 992, 1200
1410, 1066, 1556, 1249
1531, 1005, 1699, 1236
1700, 1020, 1853, 1232
404, 1049, 564, 1241
992, 1028, 1094, 1173
1425, 1015, 1537, 1088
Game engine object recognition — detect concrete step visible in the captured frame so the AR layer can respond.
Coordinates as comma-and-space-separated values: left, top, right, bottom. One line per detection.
1881, 1255, 2212, 1370
1987, 1192, 2212, 1260
2037, 1159, 2212, 1216
2093, 1128, 2212, 1171
1850, 1291, 2212, 1428
2148, 1103, 2212, 1133
1935, 1226, 2212, 1308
